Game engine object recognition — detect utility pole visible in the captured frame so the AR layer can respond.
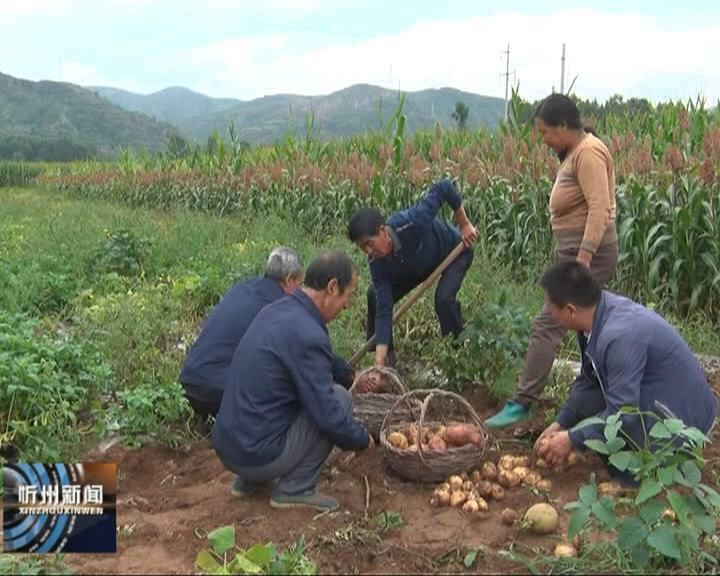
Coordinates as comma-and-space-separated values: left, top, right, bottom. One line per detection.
502, 43, 511, 121
560, 43, 566, 94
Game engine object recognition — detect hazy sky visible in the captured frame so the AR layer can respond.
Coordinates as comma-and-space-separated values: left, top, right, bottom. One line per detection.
2, 0, 720, 104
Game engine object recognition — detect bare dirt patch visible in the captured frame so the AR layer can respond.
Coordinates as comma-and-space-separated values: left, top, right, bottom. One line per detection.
65, 380, 720, 575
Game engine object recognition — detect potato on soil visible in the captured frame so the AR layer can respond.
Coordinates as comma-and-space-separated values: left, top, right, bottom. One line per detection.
535, 457, 549, 469
536, 479, 553, 492
523, 471, 542, 488
450, 490, 467, 508
512, 466, 530, 481
554, 543, 578, 558
462, 480, 475, 493
448, 475, 464, 492
475, 497, 489, 513
598, 481, 623, 497
499, 455, 515, 471
439, 482, 451, 492
498, 469, 521, 488
501, 508, 518, 526
475, 480, 494, 499
434, 489, 451, 506
462, 499, 480, 513
513, 456, 530, 468
567, 451, 581, 467
490, 484, 505, 501
481, 462, 498, 480
387, 432, 409, 449
471, 469, 483, 483
522, 503, 559, 535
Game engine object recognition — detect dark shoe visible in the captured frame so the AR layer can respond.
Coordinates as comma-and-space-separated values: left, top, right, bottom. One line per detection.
231, 477, 278, 498
269, 490, 339, 512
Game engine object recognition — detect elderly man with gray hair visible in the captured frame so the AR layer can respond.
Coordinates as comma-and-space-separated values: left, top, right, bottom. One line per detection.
180, 247, 356, 438
179, 247, 304, 423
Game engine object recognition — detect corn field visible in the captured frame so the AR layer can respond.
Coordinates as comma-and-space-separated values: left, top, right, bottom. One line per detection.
0, 162, 46, 188
27, 91, 720, 319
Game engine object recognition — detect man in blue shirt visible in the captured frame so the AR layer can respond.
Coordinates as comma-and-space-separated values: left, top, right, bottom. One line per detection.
534, 261, 718, 485
212, 251, 373, 512
347, 179, 478, 368
179, 246, 354, 426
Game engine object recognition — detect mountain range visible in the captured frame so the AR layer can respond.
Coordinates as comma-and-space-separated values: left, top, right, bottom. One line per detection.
0, 70, 506, 161
88, 83, 506, 145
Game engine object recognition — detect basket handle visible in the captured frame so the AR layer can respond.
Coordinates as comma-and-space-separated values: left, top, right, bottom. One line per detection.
379, 388, 426, 438
416, 388, 491, 465
350, 366, 407, 396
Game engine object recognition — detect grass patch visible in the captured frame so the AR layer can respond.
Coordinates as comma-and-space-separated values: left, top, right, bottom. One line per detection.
1, 186, 719, 462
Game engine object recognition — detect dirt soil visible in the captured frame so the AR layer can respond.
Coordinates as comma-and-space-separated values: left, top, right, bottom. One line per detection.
63, 379, 720, 576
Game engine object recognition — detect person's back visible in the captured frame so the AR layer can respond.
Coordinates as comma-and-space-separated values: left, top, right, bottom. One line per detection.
178, 247, 305, 421
211, 251, 371, 512
372, 180, 464, 283
589, 291, 717, 443
180, 276, 284, 392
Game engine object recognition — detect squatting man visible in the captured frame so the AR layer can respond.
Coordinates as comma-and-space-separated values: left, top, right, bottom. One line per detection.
533, 261, 718, 485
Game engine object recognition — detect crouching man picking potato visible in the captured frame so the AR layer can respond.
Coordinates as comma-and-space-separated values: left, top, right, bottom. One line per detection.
534, 261, 717, 487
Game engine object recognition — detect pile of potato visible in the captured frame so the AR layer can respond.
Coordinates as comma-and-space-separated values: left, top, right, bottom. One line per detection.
386, 422, 484, 453
428, 450, 586, 517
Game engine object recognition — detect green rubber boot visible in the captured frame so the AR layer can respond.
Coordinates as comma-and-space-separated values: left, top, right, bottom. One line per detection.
484, 401, 531, 428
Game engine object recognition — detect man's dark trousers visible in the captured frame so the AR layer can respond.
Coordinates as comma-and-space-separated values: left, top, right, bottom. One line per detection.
366, 245, 474, 351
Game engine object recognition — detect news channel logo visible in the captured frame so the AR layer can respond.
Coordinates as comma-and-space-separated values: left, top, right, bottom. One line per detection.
3, 463, 117, 553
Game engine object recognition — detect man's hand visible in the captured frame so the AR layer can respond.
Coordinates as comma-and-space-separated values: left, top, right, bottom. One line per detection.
454, 205, 478, 247
355, 370, 383, 394
538, 430, 573, 466
534, 422, 562, 452
576, 249, 593, 268
459, 222, 479, 247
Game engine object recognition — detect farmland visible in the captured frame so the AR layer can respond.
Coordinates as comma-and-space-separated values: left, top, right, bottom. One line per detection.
2, 92, 720, 574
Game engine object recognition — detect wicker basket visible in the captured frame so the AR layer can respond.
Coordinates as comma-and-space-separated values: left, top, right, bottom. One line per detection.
379, 388, 493, 483
350, 367, 419, 440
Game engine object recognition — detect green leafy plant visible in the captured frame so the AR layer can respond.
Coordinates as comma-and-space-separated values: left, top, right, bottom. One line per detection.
423, 291, 531, 392
88, 228, 153, 278
0, 310, 112, 463
565, 410, 720, 572
195, 526, 318, 575
0, 554, 71, 575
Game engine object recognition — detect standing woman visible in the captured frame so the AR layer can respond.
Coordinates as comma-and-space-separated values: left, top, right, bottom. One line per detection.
485, 93, 619, 428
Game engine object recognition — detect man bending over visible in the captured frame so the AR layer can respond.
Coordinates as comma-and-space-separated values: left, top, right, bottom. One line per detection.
348, 178, 478, 368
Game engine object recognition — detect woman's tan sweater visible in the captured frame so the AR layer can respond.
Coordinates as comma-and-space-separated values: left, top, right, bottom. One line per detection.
549, 133, 617, 254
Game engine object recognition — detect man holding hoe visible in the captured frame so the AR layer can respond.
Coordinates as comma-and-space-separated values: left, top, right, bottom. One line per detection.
347, 178, 479, 372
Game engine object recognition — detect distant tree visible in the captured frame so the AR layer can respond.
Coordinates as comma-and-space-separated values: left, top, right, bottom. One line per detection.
452, 101, 470, 130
